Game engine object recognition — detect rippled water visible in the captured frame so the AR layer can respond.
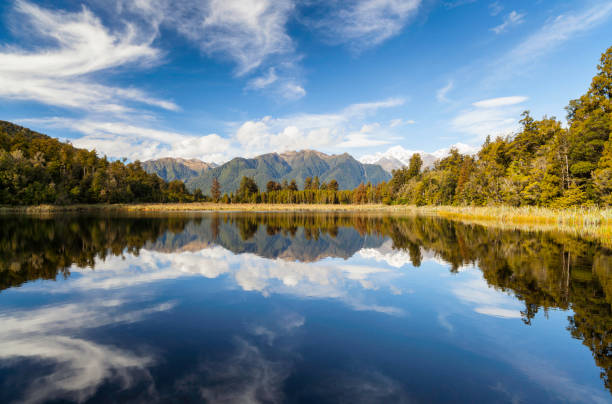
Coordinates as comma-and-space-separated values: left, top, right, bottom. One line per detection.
0, 213, 610, 403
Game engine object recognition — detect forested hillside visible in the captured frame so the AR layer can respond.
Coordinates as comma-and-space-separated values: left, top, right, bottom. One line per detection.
0, 122, 196, 205
387, 45, 612, 208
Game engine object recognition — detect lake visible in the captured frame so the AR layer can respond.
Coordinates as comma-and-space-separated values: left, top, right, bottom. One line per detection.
0, 212, 610, 403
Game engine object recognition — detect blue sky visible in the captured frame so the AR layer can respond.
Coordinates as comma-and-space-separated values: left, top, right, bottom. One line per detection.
0, 0, 611, 163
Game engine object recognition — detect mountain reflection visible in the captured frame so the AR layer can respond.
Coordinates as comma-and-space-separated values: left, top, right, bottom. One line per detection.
1, 212, 611, 393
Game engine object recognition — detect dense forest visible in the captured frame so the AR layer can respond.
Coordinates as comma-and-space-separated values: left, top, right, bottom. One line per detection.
219, 45, 612, 208
382, 45, 612, 208
0, 121, 199, 205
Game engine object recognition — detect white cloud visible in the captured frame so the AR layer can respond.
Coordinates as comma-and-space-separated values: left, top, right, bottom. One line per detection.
389, 119, 402, 127
131, 0, 304, 98
304, 0, 421, 49
359, 143, 479, 170
436, 80, 454, 103
489, 1, 503, 16
451, 96, 528, 140
0, 1, 174, 114
472, 96, 527, 108
281, 82, 307, 100
248, 67, 279, 89
246, 66, 306, 100
21, 96, 403, 162
232, 97, 404, 155
167, 0, 295, 75
336, 133, 391, 148
23, 118, 231, 163
491, 10, 525, 34
389, 118, 415, 127
491, 3, 612, 79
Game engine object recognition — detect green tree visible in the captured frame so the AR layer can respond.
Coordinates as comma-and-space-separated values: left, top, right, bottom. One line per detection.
237, 176, 258, 202
328, 179, 339, 192
593, 139, 612, 205
288, 179, 298, 191
566, 45, 612, 200
211, 177, 221, 202
408, 153, 423, 178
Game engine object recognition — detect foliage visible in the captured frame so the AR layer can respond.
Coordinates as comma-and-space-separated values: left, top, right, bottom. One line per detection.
386, 45, 612, 208
210, 177, 221, 202
0, 121, 196, 205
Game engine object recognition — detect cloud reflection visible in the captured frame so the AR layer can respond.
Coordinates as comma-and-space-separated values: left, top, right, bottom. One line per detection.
0, 300, 174, 403
37, 246, 407, 315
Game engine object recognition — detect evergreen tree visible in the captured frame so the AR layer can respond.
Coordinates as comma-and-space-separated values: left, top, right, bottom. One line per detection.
211, 178, 221, 202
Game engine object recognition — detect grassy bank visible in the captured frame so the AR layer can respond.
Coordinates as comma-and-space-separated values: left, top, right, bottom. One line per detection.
2, 203, 611, 246
427, 205, 612, 247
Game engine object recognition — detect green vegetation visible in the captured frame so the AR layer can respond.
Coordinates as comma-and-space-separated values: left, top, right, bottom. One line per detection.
212, 46, 612, 211
387, 45, 612, 208
0, 121, 200, 205
214, 173, 390, 205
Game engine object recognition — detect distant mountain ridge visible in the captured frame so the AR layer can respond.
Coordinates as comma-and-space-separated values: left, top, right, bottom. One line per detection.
143, 150, 390, 194
360, 144, 478, 172
142, 157, 217, 182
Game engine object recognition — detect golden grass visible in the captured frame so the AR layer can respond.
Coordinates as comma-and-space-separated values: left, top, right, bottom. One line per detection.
2, 203, 611, 247
419, 205, 612, 247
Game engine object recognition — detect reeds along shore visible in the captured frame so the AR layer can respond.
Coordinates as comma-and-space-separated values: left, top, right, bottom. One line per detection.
1, 203, 611, 247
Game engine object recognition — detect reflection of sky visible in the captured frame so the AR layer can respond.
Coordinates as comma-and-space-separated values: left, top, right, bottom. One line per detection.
1, 242, 609, 403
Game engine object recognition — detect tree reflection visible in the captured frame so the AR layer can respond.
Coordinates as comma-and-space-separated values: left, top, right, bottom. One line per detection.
0, 212, 610, 392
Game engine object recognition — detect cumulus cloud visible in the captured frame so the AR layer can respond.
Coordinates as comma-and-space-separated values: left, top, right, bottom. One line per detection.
451, 96, 528, 140
491, 10, 525, 34
302, 0, 421, 49
231, 97, 404, 156
21, 96, 403, 161
22, 118, 231, 163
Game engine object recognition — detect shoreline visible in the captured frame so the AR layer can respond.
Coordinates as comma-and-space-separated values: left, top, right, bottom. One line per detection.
2, 203, 611, 246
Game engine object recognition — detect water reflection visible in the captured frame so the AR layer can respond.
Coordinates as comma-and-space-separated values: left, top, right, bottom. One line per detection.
0, 212, 611, 402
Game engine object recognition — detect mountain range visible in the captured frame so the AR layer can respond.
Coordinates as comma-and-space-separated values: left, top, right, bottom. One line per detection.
359, 144, 478, 172
140, 157, 217, 182
143, 150, 391, 194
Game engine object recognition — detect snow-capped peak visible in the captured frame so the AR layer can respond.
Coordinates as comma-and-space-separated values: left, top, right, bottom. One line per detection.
359, 143, 479, 173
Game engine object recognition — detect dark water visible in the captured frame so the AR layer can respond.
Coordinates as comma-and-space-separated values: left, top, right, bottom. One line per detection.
0, 213, 610, 403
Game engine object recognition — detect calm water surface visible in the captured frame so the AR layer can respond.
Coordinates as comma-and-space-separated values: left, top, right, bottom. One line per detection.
0, 213, 610, 403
